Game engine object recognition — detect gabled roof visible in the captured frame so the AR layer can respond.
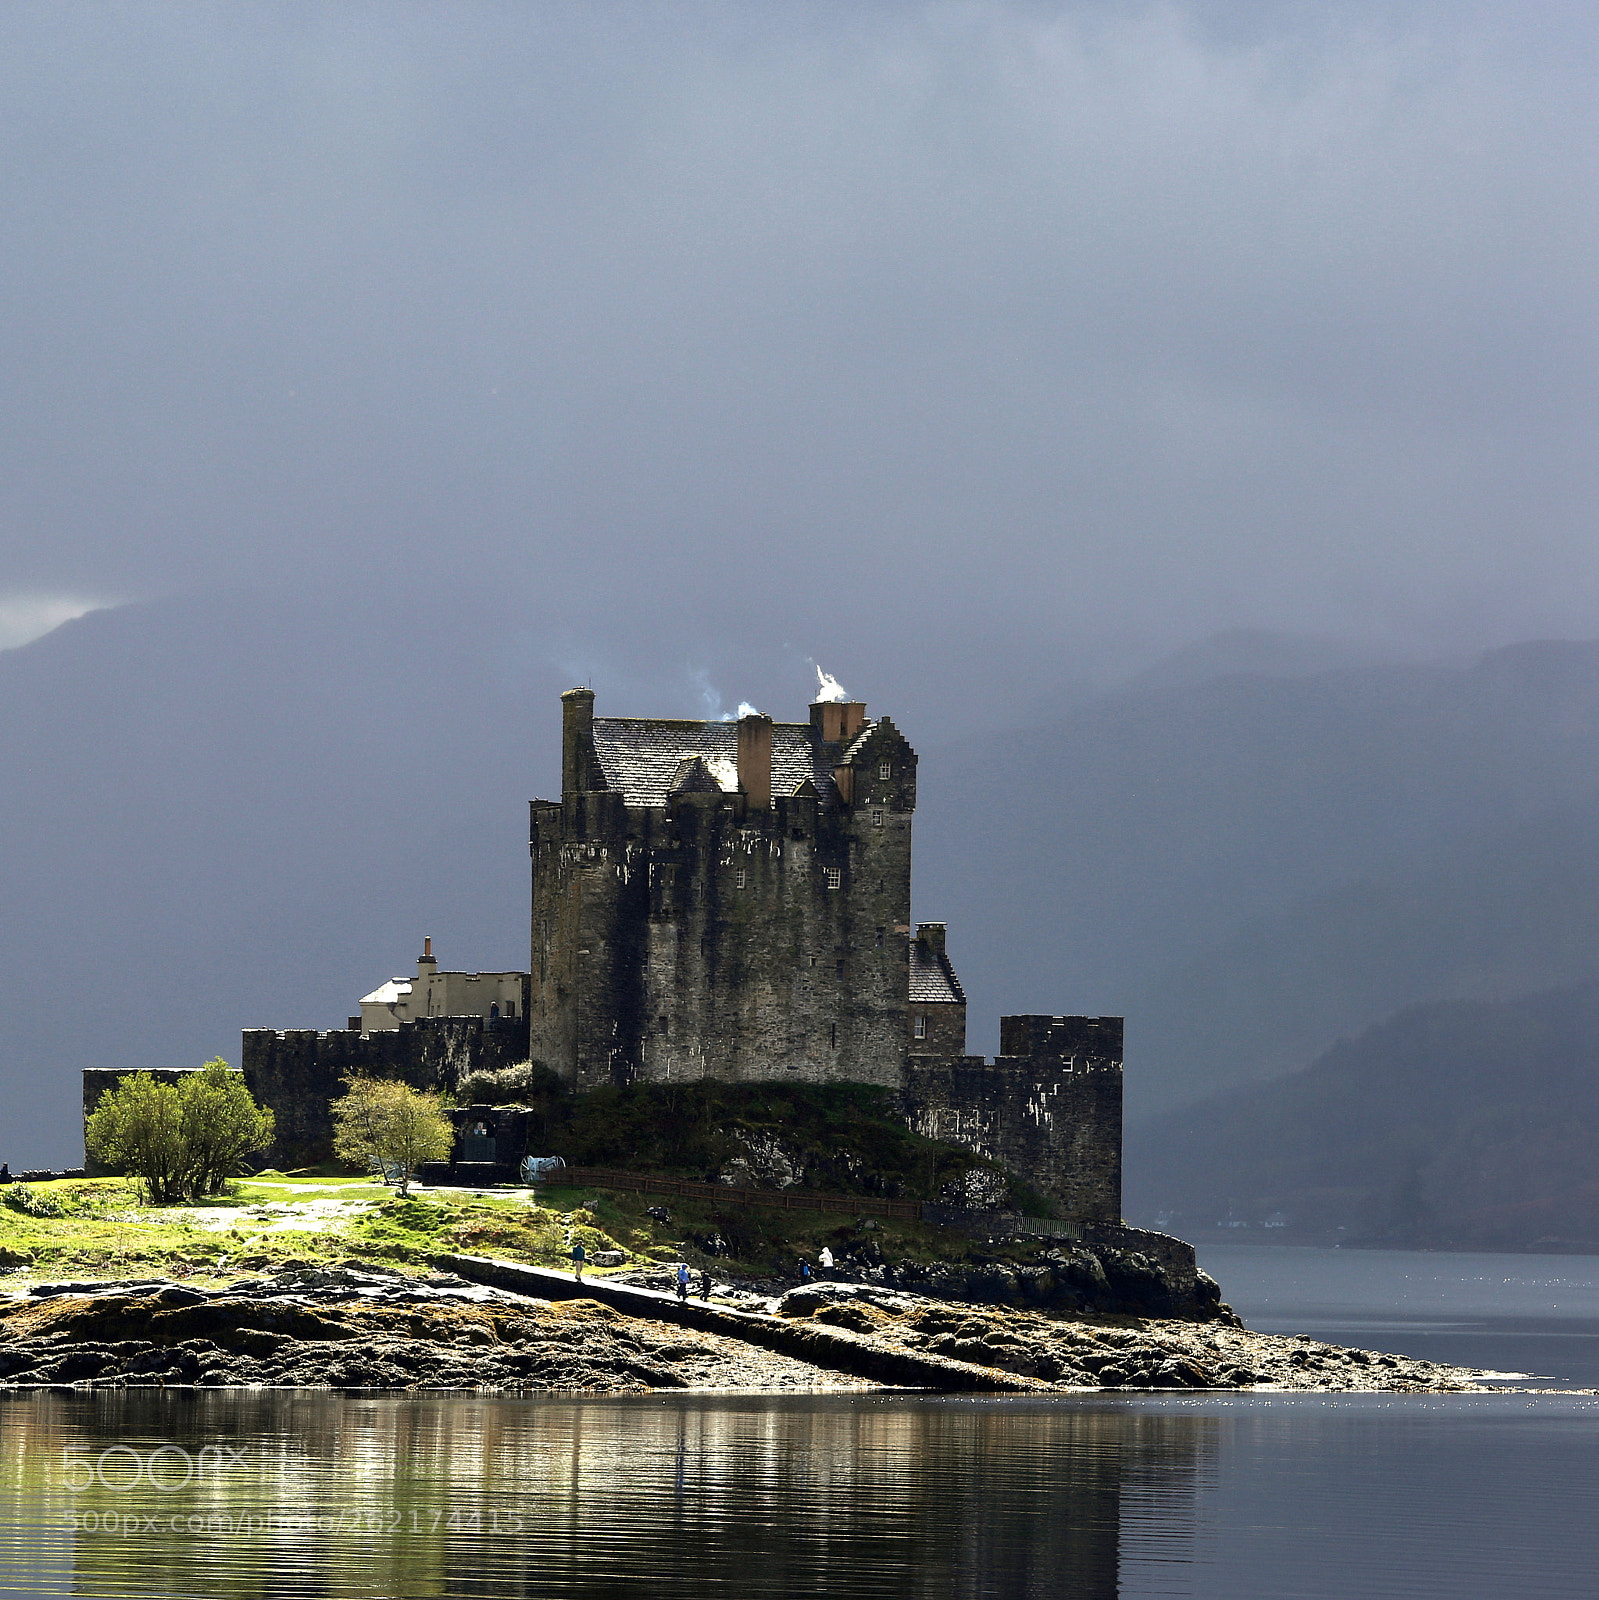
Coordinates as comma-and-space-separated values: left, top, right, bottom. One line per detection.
591, 718, 847, 808
909, 942, 967, 1006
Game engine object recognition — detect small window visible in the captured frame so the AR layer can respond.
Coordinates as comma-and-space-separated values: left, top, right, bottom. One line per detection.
825, 867, 842, 890
871, 810, 884, 828
736, 868, 747, 890
490, 1003, 499, 1020
879, 761, 892, 780
835, 960, 845, 979
875, 928, 884, 948
914, 1014, 927, 1040
829, 1023, 837, 1048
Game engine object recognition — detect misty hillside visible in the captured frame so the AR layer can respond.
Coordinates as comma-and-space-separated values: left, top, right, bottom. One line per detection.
1124, 796, 1599, 1107
0, 591, 563, 1165
1123, 982, 1599, 1252
920, 639, 1599, 1109
7, 598, 1599, 1168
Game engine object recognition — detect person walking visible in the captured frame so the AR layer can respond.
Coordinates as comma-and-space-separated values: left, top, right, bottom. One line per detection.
699, 1267, 714, 1300
571, 1240, 586, 1282
799, 1259, 812, 1285
818, 1246, 834, 1277
676, 1263, 690, 1301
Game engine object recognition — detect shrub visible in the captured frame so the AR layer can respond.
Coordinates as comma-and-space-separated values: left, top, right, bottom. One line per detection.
84, 1061, 275, 1204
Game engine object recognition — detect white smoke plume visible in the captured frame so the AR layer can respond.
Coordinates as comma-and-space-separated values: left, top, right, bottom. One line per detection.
813, 665, 848, 704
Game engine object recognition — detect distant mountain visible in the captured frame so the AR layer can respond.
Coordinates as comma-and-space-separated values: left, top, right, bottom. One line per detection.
1123, 982, 1599, 1252
918, 639, 1599, 1111
1121, 793, 1599, 1108
1128, 628, 1404, 692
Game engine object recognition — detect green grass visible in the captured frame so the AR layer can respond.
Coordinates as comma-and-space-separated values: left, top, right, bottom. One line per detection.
0, 1107, 1068, 1285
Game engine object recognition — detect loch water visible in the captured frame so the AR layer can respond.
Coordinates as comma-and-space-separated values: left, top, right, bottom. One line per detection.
1, 1247, 1596, 1599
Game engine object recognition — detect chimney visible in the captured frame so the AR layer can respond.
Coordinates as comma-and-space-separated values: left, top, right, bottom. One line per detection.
736, 712, 773, 810
418, 937, 437, 974
810, 699, 869, 744
561, 687, 596, 798
915, 923, 946, 956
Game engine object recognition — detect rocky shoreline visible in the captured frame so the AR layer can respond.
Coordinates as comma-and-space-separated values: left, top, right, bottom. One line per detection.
0, 1261, 1526, 1395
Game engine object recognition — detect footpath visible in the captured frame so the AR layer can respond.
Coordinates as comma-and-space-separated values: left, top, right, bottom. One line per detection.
436, 1253, 1047, 1392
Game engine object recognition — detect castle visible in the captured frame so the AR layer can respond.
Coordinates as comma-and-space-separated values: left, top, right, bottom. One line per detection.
93, 678, 1127, 1223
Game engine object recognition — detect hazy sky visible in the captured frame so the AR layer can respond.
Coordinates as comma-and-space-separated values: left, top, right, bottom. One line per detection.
3, 1, 1597, 716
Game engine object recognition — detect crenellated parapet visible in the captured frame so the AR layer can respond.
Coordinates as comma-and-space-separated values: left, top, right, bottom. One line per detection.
902, 1016, 1124, 1222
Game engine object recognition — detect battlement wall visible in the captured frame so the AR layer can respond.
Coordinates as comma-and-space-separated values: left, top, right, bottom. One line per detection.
241, 1014, 530, 1168
902, 1015, 1123, 1222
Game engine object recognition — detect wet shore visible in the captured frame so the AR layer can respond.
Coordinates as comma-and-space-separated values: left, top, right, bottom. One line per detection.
0, 1261, 1514, 1394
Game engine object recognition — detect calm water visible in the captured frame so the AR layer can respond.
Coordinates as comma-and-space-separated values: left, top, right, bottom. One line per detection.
0, 1248, 1596, 1598
1199, 1242, 1599, 1387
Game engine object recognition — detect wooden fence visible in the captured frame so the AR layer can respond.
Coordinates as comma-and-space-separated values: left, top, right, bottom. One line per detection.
532, 1165, 924, 1223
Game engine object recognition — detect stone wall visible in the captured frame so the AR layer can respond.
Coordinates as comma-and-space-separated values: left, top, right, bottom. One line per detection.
241, 1016, 530, 1168
901, 1018, 1124, 1222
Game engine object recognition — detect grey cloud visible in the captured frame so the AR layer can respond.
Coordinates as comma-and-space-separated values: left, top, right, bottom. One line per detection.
1, 1, 1596, 707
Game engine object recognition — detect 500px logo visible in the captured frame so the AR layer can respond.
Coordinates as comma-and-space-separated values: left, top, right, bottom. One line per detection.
61, 1445, 250, 1492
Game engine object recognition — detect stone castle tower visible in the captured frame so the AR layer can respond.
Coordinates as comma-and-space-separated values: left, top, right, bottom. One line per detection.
530, 686, 960, 1090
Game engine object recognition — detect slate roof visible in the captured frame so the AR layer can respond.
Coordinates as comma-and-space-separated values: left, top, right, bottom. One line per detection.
359, 978, 411, 1006
591, 718, 847, 808
909, 942, 967, 1006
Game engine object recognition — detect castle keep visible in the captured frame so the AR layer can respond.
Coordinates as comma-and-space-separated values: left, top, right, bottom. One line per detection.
531, 687, 930, 1089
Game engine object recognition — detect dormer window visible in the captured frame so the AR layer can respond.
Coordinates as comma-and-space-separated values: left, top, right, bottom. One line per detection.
878, 761, 892, 780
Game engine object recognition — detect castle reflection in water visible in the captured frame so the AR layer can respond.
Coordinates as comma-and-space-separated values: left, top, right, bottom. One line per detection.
1, 1389, 1210, 1599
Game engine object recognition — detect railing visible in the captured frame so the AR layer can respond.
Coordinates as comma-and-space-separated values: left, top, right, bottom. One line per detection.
530, 1165, 923, 1222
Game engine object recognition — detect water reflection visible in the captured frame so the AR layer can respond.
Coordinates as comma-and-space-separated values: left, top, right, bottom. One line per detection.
0, 1391, 1211, 1599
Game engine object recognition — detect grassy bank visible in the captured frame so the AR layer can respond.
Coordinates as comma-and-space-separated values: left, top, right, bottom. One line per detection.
0, 1171, 1066, 1288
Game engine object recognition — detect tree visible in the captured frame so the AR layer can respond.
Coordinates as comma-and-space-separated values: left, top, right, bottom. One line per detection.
330, 1077, 454, 1196
181, 1058, 277, 1197
84, 1060, 275, 1204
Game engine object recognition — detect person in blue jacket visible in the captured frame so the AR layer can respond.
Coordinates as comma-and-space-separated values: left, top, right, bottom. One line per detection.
571, 1240, 586, 1282
676, 1262, 690, 1301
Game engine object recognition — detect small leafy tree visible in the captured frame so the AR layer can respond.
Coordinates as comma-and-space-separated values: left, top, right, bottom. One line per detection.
330, 1077, 454, 1196
84, 1061, 274, 1204
182, 1059, 277, 1197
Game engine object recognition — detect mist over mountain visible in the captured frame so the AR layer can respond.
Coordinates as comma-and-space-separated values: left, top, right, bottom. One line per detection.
919, 639, 1599, 1111
1123, 982, 1599, 1252
0, 591, 557, 1165
6, 597, 1599, 1171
